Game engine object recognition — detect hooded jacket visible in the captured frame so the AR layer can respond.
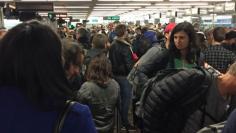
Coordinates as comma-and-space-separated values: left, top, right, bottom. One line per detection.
109, 38, 134, 76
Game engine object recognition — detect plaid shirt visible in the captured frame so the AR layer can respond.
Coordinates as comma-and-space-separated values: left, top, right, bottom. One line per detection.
203, 45, 236, 73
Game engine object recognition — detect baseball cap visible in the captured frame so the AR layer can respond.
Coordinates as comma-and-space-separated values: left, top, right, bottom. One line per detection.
164, 23, 176, 33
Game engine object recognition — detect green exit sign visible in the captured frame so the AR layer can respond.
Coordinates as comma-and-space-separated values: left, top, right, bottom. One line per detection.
103, 16, 120, 20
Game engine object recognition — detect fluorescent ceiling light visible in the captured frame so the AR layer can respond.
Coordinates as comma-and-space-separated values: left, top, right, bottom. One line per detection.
68, 13, 88, 15
70, 15, 87, 16
96, 3, 151, 6
90, 12, 125, 16
93, 9, 132, 11
146, 5, 191, 8
155, 2, 208, 6
98, 0, 162, 1
170, 0, 230, 1
66, 11, 89, 13
91, 11, 126, 13
94, 6, 141, 8
195, 5, 214, 8
21, 0, 92, 2
138, 9, 159, 11
138, 8, 177, 11
54, 6, 89, 8
51, 0, 92, 2
54, 10, 88, 12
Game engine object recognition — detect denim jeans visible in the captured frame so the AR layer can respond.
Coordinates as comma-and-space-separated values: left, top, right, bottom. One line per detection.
114, 76, 132, 127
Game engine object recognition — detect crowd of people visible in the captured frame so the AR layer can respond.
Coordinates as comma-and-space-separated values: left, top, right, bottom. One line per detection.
1, 18, 236, 133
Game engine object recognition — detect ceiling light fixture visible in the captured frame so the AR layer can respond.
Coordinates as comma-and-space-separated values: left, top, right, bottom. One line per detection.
94, 6, 141, 8
68, 13, 88, 15
98, 0, 162, 1
195, 5, 214, 8
21, 0, 91, 1
170, 0, 230, 1
93, 9, 133, 11
53, 10, 88, 13
54, 6, 90, 8
155, 2, 208, 6
53, 0, 91, 1
96, 3, 151, 6
146, 5, 191, 8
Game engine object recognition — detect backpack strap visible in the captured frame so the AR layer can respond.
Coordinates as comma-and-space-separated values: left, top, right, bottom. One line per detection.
196, 67, 217, 127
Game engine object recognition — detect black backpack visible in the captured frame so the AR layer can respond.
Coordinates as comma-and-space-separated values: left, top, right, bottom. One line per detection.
135, 68, 186, 118
137, 67, 212, 132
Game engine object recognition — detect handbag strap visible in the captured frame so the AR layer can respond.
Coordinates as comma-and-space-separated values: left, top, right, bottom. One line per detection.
54, 100, 76, 133
129, 46, 134, 54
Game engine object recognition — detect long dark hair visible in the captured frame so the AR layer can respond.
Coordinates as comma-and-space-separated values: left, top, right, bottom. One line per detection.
0, 21, 75, 110
86, 54, 112, 87
169, 22, 199, 64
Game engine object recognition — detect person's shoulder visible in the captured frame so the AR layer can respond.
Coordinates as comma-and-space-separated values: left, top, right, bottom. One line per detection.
109, 79, 120, 87
204, 45, 226, 52
81, 81, 96, 88
145, 44, 166, 54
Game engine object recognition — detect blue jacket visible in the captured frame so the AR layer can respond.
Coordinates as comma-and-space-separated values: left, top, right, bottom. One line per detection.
0, 86, 97, 133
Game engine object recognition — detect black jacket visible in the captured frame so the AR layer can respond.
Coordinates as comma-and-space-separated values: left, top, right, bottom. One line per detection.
142, 68, 211, 133
128, 45, 169, 99
137, 45, 169, 80
109, 38, 134, 76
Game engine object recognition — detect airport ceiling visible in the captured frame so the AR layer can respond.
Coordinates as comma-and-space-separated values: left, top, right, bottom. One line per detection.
2, 0, 235, 19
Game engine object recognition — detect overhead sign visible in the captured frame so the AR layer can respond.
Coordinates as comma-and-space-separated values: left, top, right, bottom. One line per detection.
154, 18, 160, 24
16, 2, 53, 11
103, 16, 120, 20
71, 19, 80, 22
92, 19, 98, 22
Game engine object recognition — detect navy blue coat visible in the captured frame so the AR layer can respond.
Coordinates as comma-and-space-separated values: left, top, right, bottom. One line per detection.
0, 86, 97, 133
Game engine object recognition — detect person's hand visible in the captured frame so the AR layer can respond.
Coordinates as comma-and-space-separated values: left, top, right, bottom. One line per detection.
204, 62, 210, 69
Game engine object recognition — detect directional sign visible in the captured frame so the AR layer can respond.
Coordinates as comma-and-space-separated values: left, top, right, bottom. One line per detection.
103, 16, 120, 20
